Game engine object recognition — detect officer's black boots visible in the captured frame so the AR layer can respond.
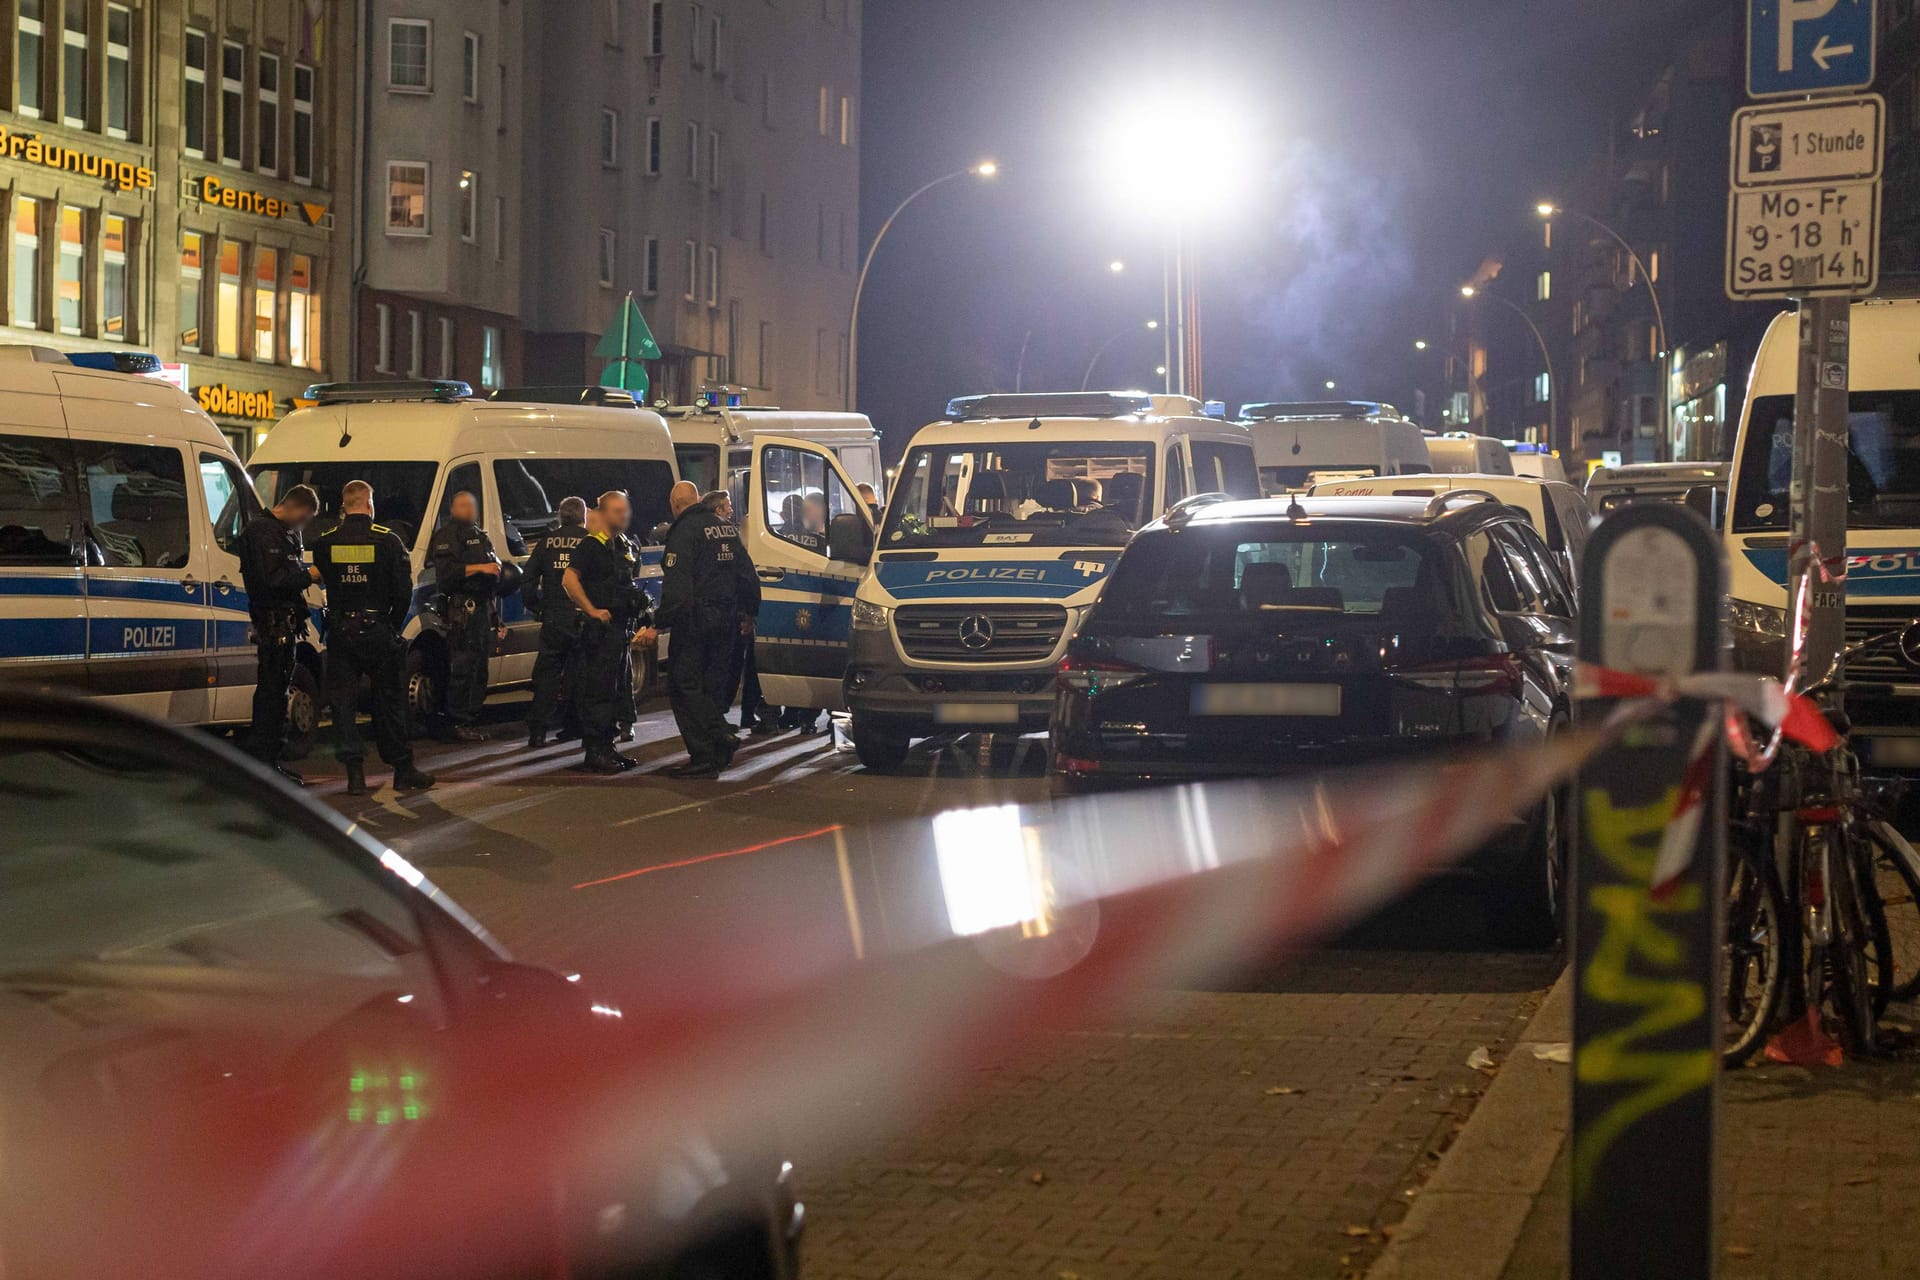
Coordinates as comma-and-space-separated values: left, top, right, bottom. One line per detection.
394, 766, 436, 791
345, 762, 368, 797
527, 728, 548, 750
582, 754, 625, 775
450, 725, 488, 744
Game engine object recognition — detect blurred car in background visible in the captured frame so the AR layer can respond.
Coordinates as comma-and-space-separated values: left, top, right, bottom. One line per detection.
1583, 461, 1729, 513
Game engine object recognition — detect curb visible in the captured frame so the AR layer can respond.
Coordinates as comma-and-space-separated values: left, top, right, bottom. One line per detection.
1369, 968, 1572, 1280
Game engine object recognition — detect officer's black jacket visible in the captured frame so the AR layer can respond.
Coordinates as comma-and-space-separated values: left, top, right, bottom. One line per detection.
569, 529, 651, 623
524, 520, 589, 619
312, 513, 413, 630
236, 513, 310, 624
658, 506, 760, 632
428, 519, 500, 599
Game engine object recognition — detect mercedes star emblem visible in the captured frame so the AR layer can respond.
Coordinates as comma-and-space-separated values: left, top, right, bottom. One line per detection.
958, 613, 996, 651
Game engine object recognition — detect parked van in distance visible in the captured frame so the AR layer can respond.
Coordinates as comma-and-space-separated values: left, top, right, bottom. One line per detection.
1241, 401, 1431, 494
1425, 432, 1516, 476
249, 381, 679, 732
1505, 442, 1568, 484
664, 396, 884, 502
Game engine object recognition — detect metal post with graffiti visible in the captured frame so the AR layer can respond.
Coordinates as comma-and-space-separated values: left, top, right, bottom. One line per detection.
1571, 504, 1727, 1280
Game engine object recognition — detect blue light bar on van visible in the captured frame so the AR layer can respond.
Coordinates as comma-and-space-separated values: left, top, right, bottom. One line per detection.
487, 386, 642, 408
1509, 442, 1544, 454
66, 351, 162, 374
1202, 400, 1228, 419
944, 391, 1155, 421
1240, 400, 1397, 422
305, 379, 473, 405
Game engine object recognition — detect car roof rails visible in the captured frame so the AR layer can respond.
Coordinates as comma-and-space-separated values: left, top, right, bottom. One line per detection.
305, 379, 473, 405
944, 391, 1156, 421
1422, 489, 1502, 519
1163, 492, 1236, 528
486, 385, 643, 408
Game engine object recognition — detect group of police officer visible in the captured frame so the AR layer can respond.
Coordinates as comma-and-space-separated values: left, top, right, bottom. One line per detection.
235, 475, 764, 789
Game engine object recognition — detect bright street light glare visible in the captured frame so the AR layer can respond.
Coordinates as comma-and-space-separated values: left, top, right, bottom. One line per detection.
1535, 202, 1557, 218
1108, 260, 1127, 274
1155, 365, 1168, 376
1092, 88, 1254, 222
1146, 319, 1160, 330
1324, 380, 1337, 391
1460, 285, 1477, 298
973, 159, 1000, 178
1414, 340, 1428, 351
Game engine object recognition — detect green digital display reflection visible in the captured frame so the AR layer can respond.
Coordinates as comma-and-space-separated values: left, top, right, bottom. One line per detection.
346, 1068, 430, 1125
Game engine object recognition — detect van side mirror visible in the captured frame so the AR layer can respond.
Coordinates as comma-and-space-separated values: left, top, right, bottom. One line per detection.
1682, 484, 1723, 529
827, 512, 874, 565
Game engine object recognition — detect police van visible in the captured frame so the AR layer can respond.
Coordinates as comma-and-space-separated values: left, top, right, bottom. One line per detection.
665, 396, 884, 501
249, 381, 678, 731
1241, 401, 1432, 494
1721, 298, 1920, 769
738, 391, 1259, 771
0, 346, 276, 733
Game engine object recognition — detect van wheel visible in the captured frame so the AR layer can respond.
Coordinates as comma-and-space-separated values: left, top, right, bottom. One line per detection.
405, 648, 443, 738
282, 664, 320, 762
851, 713, 910, 773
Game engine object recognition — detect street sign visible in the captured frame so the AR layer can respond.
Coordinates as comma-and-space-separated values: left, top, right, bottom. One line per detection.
1725, 180, 1879, 300
1749, 0, 1876, 99
1732, 95, 1883, 188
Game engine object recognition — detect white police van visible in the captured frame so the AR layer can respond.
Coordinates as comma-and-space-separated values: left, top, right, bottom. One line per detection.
787, 391, 1259, 771
249, 381, 678, 728
1242, 401, 1432, 494
665, 395, 884, 502
0, 346, 279, 733
1723, 298, 1920, 769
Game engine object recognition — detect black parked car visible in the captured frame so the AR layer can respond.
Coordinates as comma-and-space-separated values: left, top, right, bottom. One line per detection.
1050, 492, 1577, 942
0, 691, 801, 1280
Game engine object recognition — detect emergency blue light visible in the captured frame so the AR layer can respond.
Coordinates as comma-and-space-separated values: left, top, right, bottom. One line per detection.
1202, 400, 1227, 419
66, 351, 162, 374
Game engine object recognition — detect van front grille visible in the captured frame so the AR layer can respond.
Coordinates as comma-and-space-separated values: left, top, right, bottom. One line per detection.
895, 604, 1069, 663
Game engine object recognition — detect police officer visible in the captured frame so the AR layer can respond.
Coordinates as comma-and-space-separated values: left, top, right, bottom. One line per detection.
312, 481, 437, 797
523, 496, 591, 749
601, 492, 647, 744
562, 491, 655, 774
658, 480, 760, 778
427, 491, 502, 743
237, 483, 320, 783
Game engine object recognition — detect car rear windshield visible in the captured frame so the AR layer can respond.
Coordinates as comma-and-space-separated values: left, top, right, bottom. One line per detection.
1098, 524, 1452, 622
251, 461, 439, 549
1735, 392, 1920, 531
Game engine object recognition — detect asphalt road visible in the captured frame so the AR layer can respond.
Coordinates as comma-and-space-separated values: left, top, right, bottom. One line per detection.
306, 694, 1560, 1279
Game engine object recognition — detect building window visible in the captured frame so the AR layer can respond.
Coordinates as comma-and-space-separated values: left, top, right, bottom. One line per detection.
685, 121, 699, 180
289, 254, 318, 369
178, 232, 204, 351
817, 85, 829, 135
758, 193, 771, 254
838, 210, 849, 269
1533, 372, 1551, 404
102, 215, 130, 340
689, 2, 703, 64
815, 204, 826, 262
1542, 220, 1551, 250
388, 19, 431, 91
607, 0, 621, 45
814, 328, 828, 393
760, 71, 775, 128
459, 169, 478, 241
602, 108, 619, 166
407, 310, 424, 377
1535, 270, 1551, 302
55, 206, 82, 335
182, 30, 210, 156
709, 12, 723, 74
374, 302, 393, 372
707, 129, 721, 189
220, 41, 244, 164
839, 95, 851, 146
1647, 249, 1661, 283
257, 53, 280, 174
641, 236, 659, 294
598, 227, 616, 286
462, 31, 479, 102
647, 0, 664, 55
683, 239, 698, 301
437, 316, 455, 378
18, 0, 44, 119
757, 319, 772, 388
496, 63, 506, 125
292, 64, 316, 183
704, 244, 719, 306
216, 240, 242, 358
12, 197, 41, 329
386, 161, 429, 234
106, 4, 131, 138
492, 195, 504, 261
62, 0, 87, 129
644, 116, 662, 174
253, 247, 278, 362
480, 325, 503, 389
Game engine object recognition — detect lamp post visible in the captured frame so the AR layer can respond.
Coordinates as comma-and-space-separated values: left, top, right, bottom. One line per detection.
844, 159, 998, 410
1536, 202, 1669, 459
1461, 285, 1557, 445
1080, 319, 1159, 391
1015, 258, 1127, 392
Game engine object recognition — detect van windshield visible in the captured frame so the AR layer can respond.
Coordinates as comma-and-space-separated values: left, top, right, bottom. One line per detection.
881, 441, 1154, 549
251, 461, 439, 548
1733, 393, 1920, 532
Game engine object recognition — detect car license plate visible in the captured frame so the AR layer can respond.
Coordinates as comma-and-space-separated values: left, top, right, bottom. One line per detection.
1191, 683, 1342, 717
1869, 737, 1920, 768
935, 703, 1020, 725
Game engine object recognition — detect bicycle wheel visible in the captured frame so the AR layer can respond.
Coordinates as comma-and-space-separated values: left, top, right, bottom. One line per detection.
1866, 819, 1920, 1004
1724, 849, 1786, 1067
1850, 828, 1896, 1022
1823, 827, 1882, 1054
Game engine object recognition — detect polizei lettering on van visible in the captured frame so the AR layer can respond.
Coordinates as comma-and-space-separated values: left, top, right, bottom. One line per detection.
926, 566, 1048, 582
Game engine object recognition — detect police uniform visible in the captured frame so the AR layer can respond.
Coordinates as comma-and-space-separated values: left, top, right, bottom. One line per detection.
523, 517, 589, 740
312, 513, 422, 782
658, 503, 761, 771
427, 517, 501, 729
236, 511, 312, 766
569, 528, 651, 767
612, 530, 645, 736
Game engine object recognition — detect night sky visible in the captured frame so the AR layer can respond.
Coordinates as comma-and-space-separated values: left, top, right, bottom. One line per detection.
857, 0, 1725, 453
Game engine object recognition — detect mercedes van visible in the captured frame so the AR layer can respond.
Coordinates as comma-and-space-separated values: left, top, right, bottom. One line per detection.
1241, 401, 1431, 494
665, 399, 884, 500
1723, 298, 1920, 769
822, 391, 1258, 770
1426, 433, 1517, 476
249, 381, 678, 727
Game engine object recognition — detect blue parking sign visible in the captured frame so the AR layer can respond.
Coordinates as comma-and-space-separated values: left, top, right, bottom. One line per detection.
1750, 0, 1876, 98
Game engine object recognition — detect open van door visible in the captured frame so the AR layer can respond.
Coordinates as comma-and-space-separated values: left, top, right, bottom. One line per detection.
743, 435, 871, 711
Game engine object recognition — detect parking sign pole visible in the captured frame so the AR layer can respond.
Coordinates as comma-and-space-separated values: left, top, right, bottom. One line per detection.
1789, 294, 1851, 686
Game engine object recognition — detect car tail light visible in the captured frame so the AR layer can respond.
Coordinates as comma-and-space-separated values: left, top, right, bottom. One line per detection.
1398, 654, 1525, 697
1057, 653, 1147, 695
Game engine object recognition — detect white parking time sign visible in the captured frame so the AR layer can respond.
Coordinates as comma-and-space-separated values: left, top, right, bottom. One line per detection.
1725, 179, 1879, 300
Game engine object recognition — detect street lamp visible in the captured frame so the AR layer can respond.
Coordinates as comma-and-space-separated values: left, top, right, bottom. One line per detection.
1080, 319, 1160, 391
844, 158, 998, 410
1108, 260, 1127, 274
1014, 256, 1134, 391
1460, 285, 1557, 445
1324, 380, 1338, 391
1535, 201, 1669, 458
1414, 340, 1428, 351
